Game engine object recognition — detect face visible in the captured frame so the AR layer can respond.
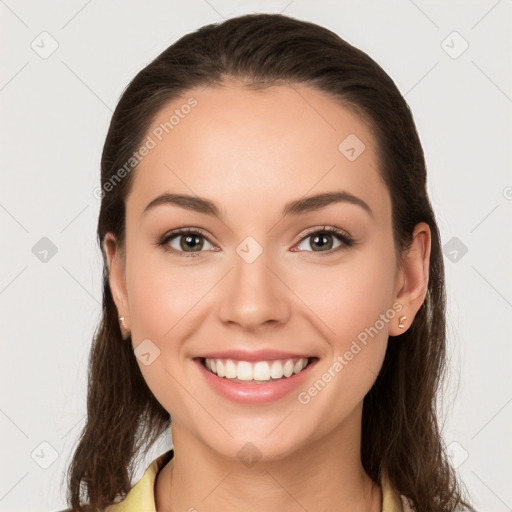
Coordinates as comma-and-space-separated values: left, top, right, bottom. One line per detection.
106, 82, 410, 462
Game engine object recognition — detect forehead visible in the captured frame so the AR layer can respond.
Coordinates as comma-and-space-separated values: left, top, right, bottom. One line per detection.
127, 83, 389, 221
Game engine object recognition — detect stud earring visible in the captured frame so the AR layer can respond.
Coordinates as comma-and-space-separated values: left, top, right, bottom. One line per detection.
119, 316, 130, 339
398, 315, 407, 329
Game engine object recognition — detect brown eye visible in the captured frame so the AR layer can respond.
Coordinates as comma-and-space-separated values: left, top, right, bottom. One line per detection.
175, 233, 206, 252
158, 228, 215, 257
294, 227, 353, 254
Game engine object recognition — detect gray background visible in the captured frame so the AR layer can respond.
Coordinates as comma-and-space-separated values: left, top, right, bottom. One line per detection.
1, 1, 511, 511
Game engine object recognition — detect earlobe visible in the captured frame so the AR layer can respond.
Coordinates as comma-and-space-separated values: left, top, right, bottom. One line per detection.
389, 222, 431, 336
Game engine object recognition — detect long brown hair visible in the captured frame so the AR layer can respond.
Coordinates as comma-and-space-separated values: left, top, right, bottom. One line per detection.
66, 13, 470, 511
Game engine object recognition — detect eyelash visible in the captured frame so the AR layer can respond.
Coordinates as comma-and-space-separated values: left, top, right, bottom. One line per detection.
156, 226, 355, 258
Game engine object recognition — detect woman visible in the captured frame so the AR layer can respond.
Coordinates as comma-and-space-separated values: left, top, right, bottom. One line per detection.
64, 12, 472, 512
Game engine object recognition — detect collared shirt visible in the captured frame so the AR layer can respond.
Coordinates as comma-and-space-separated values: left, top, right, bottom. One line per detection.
104, 449, 412, 512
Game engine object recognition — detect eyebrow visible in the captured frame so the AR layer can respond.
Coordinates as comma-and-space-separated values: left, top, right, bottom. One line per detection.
142, 191, 373, 219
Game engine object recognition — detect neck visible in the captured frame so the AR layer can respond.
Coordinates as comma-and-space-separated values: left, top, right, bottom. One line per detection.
155, 406, 381, 512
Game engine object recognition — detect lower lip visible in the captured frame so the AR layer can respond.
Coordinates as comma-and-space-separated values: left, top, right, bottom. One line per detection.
194, 358, 318, 404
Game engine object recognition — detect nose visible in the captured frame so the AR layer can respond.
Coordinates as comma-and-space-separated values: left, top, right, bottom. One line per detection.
218, 247, 291, 332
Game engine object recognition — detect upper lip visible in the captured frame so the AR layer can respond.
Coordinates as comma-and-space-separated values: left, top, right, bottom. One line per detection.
196, 349, 314, 362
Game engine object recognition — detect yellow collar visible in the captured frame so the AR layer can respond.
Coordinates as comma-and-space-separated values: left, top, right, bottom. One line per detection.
105, 450, 408, 512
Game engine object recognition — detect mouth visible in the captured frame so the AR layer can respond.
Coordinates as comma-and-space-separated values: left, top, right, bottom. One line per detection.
193, 356, 319, 403
199, 356, 315, 383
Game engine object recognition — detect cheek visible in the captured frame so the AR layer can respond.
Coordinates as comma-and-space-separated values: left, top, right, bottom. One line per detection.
290, 244, 397, 347
124, 250, 215, 412
125, 255, 202, 418
126, 247, 213, 341
288, 241, 396, 409
292, 256, 393, 427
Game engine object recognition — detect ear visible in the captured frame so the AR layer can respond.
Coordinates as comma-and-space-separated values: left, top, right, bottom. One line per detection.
389, 222, 431, 336
102, 232, 130, 330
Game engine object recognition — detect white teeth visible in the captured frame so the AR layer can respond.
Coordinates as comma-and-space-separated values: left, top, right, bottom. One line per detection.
283, 360, 294, 377
253, 361, 270, 381
270, 360, 283, 379
225, 359, 237, 379
216, 360, 225, 377
203, 357, 310, 381
294, 359, 304, 374
237, 361, 253, 381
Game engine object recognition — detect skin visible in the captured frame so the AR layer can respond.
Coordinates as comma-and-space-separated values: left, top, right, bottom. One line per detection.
104, 82, 431, 512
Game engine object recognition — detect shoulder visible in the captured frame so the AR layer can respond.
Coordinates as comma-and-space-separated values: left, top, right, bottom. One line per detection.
53, 449, 175, 512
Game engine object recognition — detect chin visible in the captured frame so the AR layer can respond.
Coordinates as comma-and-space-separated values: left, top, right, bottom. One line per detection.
194, 419, 315, 466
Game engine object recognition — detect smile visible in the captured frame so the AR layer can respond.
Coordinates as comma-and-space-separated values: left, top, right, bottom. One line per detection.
195, 356, 319, 404
203, 357, 310, 382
